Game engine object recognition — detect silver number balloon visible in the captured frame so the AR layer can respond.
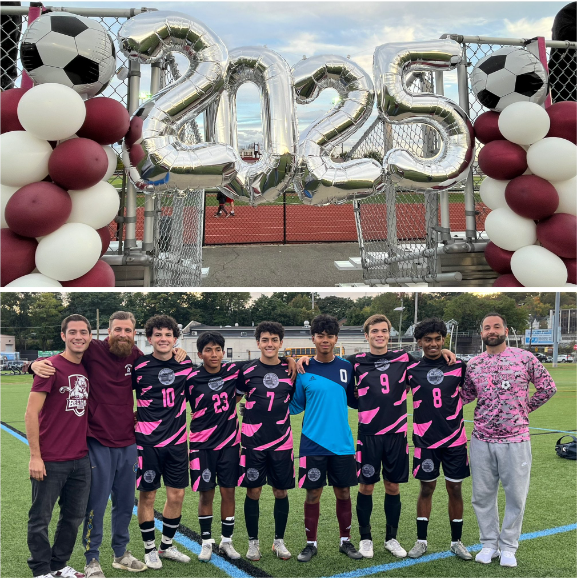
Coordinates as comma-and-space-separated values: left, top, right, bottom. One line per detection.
209, 47, 298, 204
118, 11, 241, 193
292, 55, 385, 206
374, 39, 475, 191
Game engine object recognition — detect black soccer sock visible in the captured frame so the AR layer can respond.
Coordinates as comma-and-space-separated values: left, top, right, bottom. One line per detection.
139, 520, 156, 553
384, 493, 401, 541
450, 519, 463, 542
199, 515, 213, 541
356, 492, 373, 541
160, 515, 181, 551
417, 517, 429, 541
222, 516, 235, 539
274, 496, 289, 540
244, 496, 260, 541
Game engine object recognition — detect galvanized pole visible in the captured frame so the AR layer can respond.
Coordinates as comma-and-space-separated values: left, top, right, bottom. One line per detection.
552, 292, 560, 368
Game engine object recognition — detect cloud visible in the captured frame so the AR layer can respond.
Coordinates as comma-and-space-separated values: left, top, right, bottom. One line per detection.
503, 17, 555, 39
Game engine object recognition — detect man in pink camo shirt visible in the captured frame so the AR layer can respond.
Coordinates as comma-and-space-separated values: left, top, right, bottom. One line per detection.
461, 313, 556, 569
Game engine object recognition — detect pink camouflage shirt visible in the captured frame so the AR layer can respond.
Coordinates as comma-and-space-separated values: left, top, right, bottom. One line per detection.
461, 347, 556, 443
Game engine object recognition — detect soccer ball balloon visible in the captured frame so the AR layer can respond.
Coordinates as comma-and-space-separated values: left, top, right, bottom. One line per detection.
471, 47, 548, 112
20, 12, 116, 99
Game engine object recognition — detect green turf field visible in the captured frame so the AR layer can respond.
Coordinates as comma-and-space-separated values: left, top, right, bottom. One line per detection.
2, 365, 576, 578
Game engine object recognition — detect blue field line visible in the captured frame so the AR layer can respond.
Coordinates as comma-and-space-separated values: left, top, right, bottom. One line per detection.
328, 523, 577, 578
1, 424, 250, 578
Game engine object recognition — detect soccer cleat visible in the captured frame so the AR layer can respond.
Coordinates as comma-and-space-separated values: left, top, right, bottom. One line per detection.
297, 543, 318, 562
272, 539, 291, 560
52, 567, 85, 578
408, 540, 428, 559
451, 541, 473, 560
144, 550, 162, 570
198, 540, 214, 562
339, 540, 363, 559
500, 551, 517, 568
219, 539, 241, 560
158, 546, 191, 563
385, 538, 407, 558
246, 539, 261, 561
112, 551, 147, 572
359, 539, 374, 558
475, 547, 500, 564
84, 559, 104, 578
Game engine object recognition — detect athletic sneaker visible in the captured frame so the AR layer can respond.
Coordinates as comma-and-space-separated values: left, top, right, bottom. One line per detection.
408, 540, 428, 559
219, 539, 241, 560
198, 540, 214, 562
500, 551, 517, 568
52, 567, 85, 578
385, 538, 407, 558
339, 541, 363, 559
159, 546, 191, 563
272, 539, 291, 560
112, 551, 147, 572
225, 212, 235, 218
246, 539, 261, 561
475, 547, 500, 564
359, 539, 374, 558
84, 559, 104, 578
451, 541, 473, 560
144, 550, 162, 570
297, 543, 318, 562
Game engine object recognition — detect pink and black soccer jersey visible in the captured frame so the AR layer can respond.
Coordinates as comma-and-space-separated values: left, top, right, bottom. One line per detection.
186, 361, 241, 451
132, 354, 194, 447
31, 354, 90, 462
407, 356, 468, 449
347, 350, 412, 436
236, 359, 294, 451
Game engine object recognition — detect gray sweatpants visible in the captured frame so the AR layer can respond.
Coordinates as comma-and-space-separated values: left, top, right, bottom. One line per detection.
470, 436, 532, 553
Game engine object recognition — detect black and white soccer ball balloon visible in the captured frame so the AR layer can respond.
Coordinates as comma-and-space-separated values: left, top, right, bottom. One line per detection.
471, 46, 548, 112
20, 12, 116, 99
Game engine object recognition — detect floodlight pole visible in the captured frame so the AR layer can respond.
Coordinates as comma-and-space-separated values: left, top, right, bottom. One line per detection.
552, 292, 560, 368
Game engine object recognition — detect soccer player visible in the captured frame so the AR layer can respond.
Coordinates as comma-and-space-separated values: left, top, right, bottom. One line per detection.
290, 314, 362, 563
26, 315, 92, 579
236, 321, 295, 561
133, 315, 193, 570
405, 318, 472, 561
462, 313, 556, 568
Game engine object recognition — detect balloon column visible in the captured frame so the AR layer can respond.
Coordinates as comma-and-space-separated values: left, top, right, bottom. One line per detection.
472, 47, 577, 287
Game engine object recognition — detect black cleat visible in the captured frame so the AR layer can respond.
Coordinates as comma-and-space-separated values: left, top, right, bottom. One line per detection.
339, 541, 363, 560
297, 543, 318, 562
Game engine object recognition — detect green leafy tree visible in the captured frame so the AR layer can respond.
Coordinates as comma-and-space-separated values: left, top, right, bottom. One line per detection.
316, 296, 355, 320
28, 293, 65, 350
65, 292, 126, 330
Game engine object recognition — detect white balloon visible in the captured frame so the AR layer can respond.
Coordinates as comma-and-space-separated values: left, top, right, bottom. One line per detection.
511, 245, 568, 287
5, 273, 62, 287
102, 146, 118, 182
35, 222, 101, 281
498, 102, 550, 146
479, 177, 510, 210
1, 184, 19, 228
67, 181, 120, 229
553, 177, 577, 216
17, 83, 86, 141
484, 207, 537, 251
527, 137, 577, 182
0, 131, 52, 187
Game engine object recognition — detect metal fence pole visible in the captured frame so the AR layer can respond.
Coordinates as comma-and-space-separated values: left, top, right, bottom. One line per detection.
124, 59, 140, 251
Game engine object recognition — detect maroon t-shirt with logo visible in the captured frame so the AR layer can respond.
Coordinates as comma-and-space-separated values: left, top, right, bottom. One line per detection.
31, 354, 90, 462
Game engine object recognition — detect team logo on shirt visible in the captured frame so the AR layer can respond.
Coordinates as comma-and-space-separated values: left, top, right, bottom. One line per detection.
125, 364, 132, 376
59, 374, 89, 416
246, 468, 259, 481
422, 459, 435, 473
362, 464, 375, 478
375, 359, 390, 372
426, 368, 444, 385
158, 368, 175, 385
263, 373, 279, 389
307, 468, 321, 482
500, 380, 511, 390
202, 468, 212, 482
143, 470, 156, 483
208, 377, 225, 391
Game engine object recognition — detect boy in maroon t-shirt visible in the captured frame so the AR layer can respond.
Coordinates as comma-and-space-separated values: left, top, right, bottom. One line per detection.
26, 314, 93, 578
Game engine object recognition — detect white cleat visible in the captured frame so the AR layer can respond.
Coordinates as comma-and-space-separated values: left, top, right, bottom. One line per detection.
359, 539, 374, 558
246, 539, 261, 561
198, 540, 214, 562
272, 538, 291, 560
219, 538, 241, 560
475, 547, 500, 564
144, 550, 162, 570
384, 538, 407, 558
500, 551, 517, 568
158, 545, 191, 563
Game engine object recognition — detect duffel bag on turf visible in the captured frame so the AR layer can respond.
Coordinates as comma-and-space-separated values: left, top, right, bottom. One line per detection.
555, 435, 577, 460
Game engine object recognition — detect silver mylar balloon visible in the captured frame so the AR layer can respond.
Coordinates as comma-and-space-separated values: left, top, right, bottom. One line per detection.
374, 39, 475, 191
118, 11, 241, 193
292, 55, 385, 206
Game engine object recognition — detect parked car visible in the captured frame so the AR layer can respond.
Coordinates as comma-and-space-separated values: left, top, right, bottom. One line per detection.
558, 355, 574, 363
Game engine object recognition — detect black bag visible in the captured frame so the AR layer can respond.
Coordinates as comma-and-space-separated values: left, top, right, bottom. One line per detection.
555, 435, 577, 460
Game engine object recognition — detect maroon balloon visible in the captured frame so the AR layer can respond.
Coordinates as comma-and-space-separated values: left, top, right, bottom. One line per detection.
49, 138, 108, 190
1, 229, 37, 286
5, 182, 72, 238
473, 111, 503, 144
62, 260, 115, 287
125, 116, 143, 148
129, 143, 146, 167
546, 101, 577, 145
485, 241, 514, 274
76, 97, 131, 145
493, 273, 524, 287
537, 213, 577, 258
562, 258, 576, 284
1, 88, 29, 134
478, 140, 527, 180
97, 226, 112, 257
504, 175, 559, 220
